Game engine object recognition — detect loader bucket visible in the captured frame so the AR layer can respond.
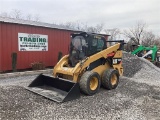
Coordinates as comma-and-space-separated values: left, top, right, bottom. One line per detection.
26, 74, 80, 102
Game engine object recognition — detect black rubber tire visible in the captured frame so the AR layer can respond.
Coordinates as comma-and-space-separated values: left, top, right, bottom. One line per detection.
79, 71, 101, 95
102, 69, 119, 90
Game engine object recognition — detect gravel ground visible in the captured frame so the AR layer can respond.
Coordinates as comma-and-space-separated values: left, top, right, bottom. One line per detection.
0, 52, 160, 120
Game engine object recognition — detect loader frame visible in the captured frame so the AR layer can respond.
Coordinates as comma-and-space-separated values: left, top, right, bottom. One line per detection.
26, 32, 124, 102
53, 42, 123, 83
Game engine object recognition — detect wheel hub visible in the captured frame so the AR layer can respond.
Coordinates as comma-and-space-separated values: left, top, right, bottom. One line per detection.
90, 77, 98, 90
111, 74, 117, 85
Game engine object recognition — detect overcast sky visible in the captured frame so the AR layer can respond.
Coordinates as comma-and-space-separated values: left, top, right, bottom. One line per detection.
0, 0, 160, 34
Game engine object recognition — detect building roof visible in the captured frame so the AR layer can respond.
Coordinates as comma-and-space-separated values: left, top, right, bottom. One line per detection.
0, 16, 77, 31
0, 16, 109, 36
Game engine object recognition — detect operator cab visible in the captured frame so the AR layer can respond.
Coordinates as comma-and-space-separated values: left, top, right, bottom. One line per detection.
69, 32, 107, 67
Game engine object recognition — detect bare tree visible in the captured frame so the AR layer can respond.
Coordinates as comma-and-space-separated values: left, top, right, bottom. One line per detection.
61, 22, 76, 29
104, 28, 121, 46
95, 23, 104, 33
142, 31, 160, 47
25, 13, 41, 22
104, 28, 121, 40
74, 21, 85, 31
123, 21, 146, 44
10, 9, 23, 19
26, 14, 32, 21
124, 31, 160, 52
153, 38, 160, 48
85, 23, 104, 33
33, 14, 40, 22
59, 21, 84, 31
0, 12, 10, 17
86, 26, 97, 33
59, 22, 104, 33
0, 9, 41, 22
141, 31, 155, 46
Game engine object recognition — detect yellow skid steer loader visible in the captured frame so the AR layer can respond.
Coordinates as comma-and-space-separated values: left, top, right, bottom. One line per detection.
26, 32, 124, 102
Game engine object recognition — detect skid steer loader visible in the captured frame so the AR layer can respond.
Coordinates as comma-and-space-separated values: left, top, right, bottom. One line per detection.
26, 32, 124, 102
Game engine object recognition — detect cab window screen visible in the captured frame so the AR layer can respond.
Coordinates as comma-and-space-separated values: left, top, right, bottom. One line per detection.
97, 39, 104, 51
92, 39, 97, 46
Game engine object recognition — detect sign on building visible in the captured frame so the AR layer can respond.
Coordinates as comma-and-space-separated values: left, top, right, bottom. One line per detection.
18, 33, 48, 51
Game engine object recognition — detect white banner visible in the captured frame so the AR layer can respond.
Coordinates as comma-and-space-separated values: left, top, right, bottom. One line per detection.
18, 33, 48, 51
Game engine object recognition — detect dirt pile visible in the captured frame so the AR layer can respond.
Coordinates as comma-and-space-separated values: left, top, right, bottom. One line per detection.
122, 52, 143, 77
122, 51, 160, 77
123, 52, 160, 86
132, 57, 160, 86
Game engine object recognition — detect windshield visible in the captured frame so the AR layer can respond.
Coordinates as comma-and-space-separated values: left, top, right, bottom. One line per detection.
72, 36, 86, 51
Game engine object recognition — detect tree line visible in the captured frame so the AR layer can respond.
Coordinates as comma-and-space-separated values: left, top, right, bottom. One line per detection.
59, 21, 160, 51
0, 9, 40, 22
